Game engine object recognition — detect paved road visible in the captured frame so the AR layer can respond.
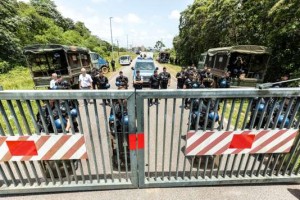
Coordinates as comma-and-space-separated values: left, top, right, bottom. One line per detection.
3, 184, 300, 200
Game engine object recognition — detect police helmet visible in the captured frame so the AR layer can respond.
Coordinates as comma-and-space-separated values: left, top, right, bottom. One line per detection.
59, 104, 67, 114
70, 108, 78, 117
277, 115, 290, 127
54, 118, 67, 129
109, 114, 115, 122
116, 81, 121, 87
192, 83, 199, 88
219, 80, 227, 88
105, 83, 111, 89
122, 115, 129, 125
208, 112, 219, 121
258, 104, 265, 112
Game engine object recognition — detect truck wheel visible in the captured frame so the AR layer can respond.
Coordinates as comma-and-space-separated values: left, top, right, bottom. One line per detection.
101, 66, 109, 74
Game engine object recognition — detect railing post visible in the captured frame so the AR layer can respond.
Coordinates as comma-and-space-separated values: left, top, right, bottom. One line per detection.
127, 91, 139, 187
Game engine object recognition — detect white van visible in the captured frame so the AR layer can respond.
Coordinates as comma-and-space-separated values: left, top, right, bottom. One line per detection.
119, 55, 132, 66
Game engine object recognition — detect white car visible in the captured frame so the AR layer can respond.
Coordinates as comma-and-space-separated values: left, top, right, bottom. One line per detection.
119, 55, 132, 66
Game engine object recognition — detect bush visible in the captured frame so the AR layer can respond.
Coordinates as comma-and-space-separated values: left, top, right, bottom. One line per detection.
0, 61, 11, 74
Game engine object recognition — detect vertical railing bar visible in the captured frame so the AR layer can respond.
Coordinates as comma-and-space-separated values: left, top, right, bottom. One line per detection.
263, 154, 273, 176
54, 100, 67, 134
85, 159, 93, 183
78, 160, 85, 183
6, 100, 23, 135
249, 98, 262, 129
229, 155, 237, 178
223, 155, 230, 178
210, 156, 215, 178
196, 157, 202, 179
120, 102, 129, 181
0, 101, 14, 134
70, 161, 78, 184
74, 102, 91, 183
236, 154, 245, 178
287, 98, 300, 129
182, 101, 193, 179
295, 161, 300, 175
35, 100, 49, 134
264, 98, 279, 129
168, 98, 176, 179
216, 155, 223, 178
203, 156, 209, 179
93, 99, 107, 182
257, 99, 270, 129
111, 100, 122, 181
256, 154, 265, 177
175, 99, 185, 180
203, 100, 211, 131
101, 100, 115, 182
53, 161, 63, 185
272, 98, 285, 129
250, 155, 258, 177
154, 100, 159, 180
25, 100, 40, 134
242, 98, 253, 130
235, 99, 245, 130
20, 162, 33, 186
219, 99, 227, 131
63, 101, 75, 134
61, 161, 71, 184
195, 99, 203, 131
83, 99, 100, 183
147, 99, 151, 180
189, 157, 194, 179
269, 154, 280, 176
211, 99, 220, 131
45, 101, 58, 135
16, 100, 31, 135
162, 99, 167, 180
0, 164, 9, 187
43, 161, 56, 184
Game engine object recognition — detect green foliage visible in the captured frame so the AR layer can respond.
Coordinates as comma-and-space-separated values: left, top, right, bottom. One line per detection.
154, 40, 165, 51
0, 0, 111, 73
174, 0, 300, 81
0, 61, 11, 74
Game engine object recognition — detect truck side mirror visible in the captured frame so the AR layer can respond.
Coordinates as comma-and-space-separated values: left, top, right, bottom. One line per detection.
131, 67, 134, 70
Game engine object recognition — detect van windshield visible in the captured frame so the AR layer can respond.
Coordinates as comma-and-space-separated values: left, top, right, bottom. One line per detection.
135, 62, 155, 70
120, 56, 129, 60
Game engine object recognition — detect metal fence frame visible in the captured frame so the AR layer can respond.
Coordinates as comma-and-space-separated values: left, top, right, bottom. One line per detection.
1, 88, 300, 194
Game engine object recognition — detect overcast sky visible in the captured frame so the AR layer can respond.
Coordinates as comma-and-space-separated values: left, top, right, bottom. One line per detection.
20, 0, 193, 48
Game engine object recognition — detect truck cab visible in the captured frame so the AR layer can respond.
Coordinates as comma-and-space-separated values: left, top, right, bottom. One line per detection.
90, 52, 109, 73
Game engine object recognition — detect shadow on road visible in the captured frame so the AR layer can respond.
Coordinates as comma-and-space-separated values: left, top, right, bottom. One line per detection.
287, 188, 300, 199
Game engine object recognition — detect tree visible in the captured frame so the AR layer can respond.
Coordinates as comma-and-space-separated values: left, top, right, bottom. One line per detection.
154, 40, 165, 51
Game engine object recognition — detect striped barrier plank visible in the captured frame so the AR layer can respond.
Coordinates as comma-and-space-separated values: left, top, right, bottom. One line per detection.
0, 134, 88, 162
186, 129, 299, 156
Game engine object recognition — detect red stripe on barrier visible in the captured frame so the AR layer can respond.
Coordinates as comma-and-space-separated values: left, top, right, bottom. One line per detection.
6, 141, 38, 156
129, 133, 144, 150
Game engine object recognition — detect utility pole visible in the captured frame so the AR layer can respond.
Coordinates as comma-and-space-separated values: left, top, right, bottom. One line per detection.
127, 34, 129, 52
109, 17, 114, 60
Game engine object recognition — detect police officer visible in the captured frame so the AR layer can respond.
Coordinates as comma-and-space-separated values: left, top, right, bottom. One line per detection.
218, 71, 231, 88
176, 67, 186, 89
149, 70, 160, 106
202, 68, 214, 88
111, 59, 116, 71
183, 73, 193, 109
159, 67, 171, 89
116, 71, 129, 89
95, 70, 110, 105
133, 70, 143, 90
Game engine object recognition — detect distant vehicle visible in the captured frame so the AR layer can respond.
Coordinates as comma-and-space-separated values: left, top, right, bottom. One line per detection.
90, 52, 109, 73
197, 52, 207, 70
158, 52, 170, 63
131, 58, 158, 86
140, 52, 154, 59
204, 45, 271, 87
24, 44, 92, 89
119, 55, 132, 66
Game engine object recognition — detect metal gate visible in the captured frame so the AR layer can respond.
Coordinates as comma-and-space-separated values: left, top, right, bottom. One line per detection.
1, 88, 300, 195
0, 90, 138, 194
135, 88, 300, 188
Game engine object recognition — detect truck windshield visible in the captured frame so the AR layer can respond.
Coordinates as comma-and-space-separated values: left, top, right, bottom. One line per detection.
120, 56, 129, 60
135, 62, 155, 70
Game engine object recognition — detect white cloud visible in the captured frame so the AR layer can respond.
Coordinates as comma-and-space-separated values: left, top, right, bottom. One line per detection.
168, 10, 180, 20
127, 13, 142, 24
113, 17, 124, 23
17, 0, 30, 3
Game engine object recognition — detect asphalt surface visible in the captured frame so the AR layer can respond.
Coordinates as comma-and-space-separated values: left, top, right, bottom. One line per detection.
2, 58, 300, 199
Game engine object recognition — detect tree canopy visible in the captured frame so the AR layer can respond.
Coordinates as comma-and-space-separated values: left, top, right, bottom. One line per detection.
0, 0, 111, 72
174, 0, 300, 81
